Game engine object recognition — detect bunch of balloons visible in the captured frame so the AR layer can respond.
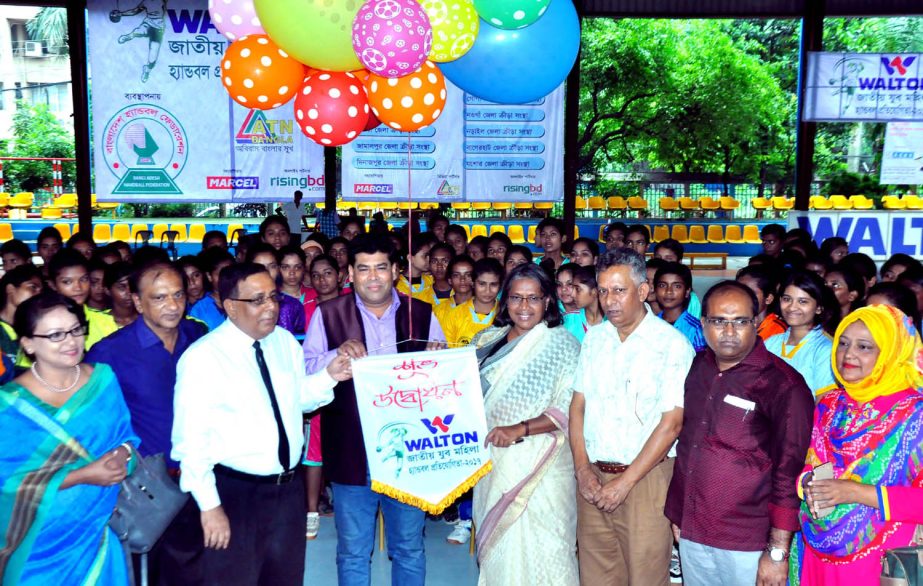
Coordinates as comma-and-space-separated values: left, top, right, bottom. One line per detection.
210, 0, 580, 146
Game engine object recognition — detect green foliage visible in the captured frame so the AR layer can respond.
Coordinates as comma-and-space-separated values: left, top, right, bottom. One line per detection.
4, 102, 75, 192
26, 8, 68, 54
823, 170, 887, 198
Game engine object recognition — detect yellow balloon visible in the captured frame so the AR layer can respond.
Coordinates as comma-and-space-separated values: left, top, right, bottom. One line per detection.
418, 0, 480, 62
254, 0, 363, 71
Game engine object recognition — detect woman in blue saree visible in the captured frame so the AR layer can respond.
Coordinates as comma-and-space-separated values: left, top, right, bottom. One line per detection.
0, 292, 137, 585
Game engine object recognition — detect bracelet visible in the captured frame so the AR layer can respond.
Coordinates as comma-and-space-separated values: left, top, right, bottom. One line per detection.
120, 442, 133, 462
521, 420, 530, 438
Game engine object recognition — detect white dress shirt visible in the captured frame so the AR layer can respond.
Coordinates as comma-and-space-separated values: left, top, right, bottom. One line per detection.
172, 320, 335, 511
573, 306, 695, 464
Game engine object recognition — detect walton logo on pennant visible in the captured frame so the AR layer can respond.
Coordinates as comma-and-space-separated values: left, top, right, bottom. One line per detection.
422, 414, 454, 434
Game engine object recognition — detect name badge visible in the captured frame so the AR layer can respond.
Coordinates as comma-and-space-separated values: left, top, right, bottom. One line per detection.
723, 394, 756, 411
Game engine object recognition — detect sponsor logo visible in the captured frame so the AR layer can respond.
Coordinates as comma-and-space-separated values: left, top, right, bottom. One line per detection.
882, 56, 916, 76
168, 9, 218, 34
891, 151, 915, 160
421, 414, 454, 434
857, 55, 922, 90
355, 183, 394, 194
437, 180, 460, 196
207, 176, 259, 189
502, 183, 543, 194
102, 103, 188, 195
236, 110, 294, 145
269, 175, 325, 189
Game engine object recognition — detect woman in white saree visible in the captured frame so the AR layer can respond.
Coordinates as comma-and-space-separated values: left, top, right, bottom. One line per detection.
470, 263, 581, 586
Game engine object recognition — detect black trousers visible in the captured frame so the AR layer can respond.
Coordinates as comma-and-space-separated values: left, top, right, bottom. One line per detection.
203, 466, 307, 586
131, 481, 205, 586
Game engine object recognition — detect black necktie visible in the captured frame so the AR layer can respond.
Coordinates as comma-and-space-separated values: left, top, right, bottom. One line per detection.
253, 340, 291, 471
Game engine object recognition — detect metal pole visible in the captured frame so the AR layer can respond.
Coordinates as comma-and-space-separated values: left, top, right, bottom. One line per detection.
67, 1, 93, 235
793, 0, 825, 211
563, 12, 583, 239
324, 146, 337, 211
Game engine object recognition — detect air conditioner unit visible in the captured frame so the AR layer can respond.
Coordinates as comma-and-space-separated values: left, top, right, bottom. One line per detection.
23, 41, 43, 57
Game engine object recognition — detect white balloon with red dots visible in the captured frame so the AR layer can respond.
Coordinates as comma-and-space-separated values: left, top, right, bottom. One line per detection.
294, 72, 371, 147
353, 0, 433, 78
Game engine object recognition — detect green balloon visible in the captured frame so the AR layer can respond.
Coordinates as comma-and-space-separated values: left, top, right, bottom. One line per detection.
254, 0, 363, 71
472, 0, 550, 29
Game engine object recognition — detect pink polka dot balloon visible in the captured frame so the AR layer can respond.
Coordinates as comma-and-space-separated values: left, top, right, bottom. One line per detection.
294, 72, 371, 146
352, 0, 433, 79
208, 0, 265, 41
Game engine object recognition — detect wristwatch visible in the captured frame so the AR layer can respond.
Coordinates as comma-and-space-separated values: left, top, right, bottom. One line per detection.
767, 546, 789, 562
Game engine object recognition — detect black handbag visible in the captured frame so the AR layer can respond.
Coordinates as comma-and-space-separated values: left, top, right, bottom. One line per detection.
881, 527, 923, 586
109, 450, 189, 554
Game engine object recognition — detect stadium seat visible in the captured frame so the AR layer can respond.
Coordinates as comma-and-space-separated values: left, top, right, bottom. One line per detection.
93, 224, 112, 244
903, 195, 923, 210
226, 223, 244, 240
170, 224, 189, 243
700, 197, 720, 215
461, 224, 471, 239
689, 225, 707, 244
719, 197, 740, 213
607, 196, 627, 215
492, 202, 512, 216
527, 225, 537, 243
627, 197, 648, 214
111, 224, 131, 242
771, 197, 794, 211
513, 202, 533, 212
398, 202, 419, 211
8, 193, 33, 219
588, 196, 606, 215
670, 225, 689, 244
488, 225, 506, 236
575, 196, 587, 213
706, 225, 725, 243
53, 223, 70, 240
40, 207, 62, 219
659, 197, 679, 216
378, 202, 398, 211
188, 224, 206, 243
751, 198, 771, 217
828, 195, 853, 210
725, 225, 744, 244
597, 225, 607, 242
152, 223, 169, 242
652, 225, 670, 243
419, 202, 439, 210
451, 202, 470, 213
742, 225, 761, 244
849, 195, 874, 210
130, 224, 150, 243
471, 202, 491, 214
508, 225, 526, 244
882, 195, 905, 210
678, 198, 699, 213
52, 193, 77, 210
810, 195, 833, 210
534, 202, 554, 214
471, 224, 488, 238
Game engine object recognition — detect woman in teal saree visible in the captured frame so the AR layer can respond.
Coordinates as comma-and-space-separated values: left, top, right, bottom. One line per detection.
0, 292, 136, 585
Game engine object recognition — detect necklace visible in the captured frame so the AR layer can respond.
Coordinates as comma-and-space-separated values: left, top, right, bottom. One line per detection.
31, 364, 81, 394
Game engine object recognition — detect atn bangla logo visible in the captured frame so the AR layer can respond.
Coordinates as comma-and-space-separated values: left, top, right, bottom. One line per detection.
102, 104, 188, 195
236, 110, 294, 145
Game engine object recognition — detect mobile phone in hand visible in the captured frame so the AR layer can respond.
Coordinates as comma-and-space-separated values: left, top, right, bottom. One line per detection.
812, 462, 835, 518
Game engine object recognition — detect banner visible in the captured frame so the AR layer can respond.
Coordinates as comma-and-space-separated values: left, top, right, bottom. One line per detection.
87, 0, 325, 202
788, 210, 923, 261
341, 81, 564, 202
881, 122, 923, 184
352, 347, 491, 513
804, 52, 923, 122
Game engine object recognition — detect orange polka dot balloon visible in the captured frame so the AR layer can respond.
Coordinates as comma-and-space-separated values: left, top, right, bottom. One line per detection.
366, 61, 447, 132
294, 72, 370, 146
221, 35, 306, 109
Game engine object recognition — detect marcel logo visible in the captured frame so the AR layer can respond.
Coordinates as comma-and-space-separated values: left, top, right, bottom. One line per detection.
207, 176, 259, 189
355, 183, 394, 194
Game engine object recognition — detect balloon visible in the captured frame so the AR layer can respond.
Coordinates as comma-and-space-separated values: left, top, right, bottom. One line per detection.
208, 0, 265, 41
294, 72, 370, 146
221, 35, 307, 109
418, 0, 479, 62
472, 0, 549, 29
254, 0, 363, 71
367, 60, 446, 131
438, 0, 578, 103
352, 0, 432, 78
351, 69, 384, 129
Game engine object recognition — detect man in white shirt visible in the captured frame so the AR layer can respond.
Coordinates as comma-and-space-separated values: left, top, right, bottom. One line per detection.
278, 190, 305, 244
570, 248, 695, 586
172, 262, 352, 585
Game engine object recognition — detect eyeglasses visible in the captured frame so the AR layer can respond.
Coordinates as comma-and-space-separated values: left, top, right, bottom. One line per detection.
703, 317, 755, 330
508, 294, 545, 306
228, 291, 281, 306
31, 323, 88, 342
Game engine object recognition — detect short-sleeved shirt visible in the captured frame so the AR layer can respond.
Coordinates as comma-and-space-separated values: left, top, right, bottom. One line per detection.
574, 306, 695, 463
764, 325, 835, 395
440, 299, 496, 347
659, 310, 707, 352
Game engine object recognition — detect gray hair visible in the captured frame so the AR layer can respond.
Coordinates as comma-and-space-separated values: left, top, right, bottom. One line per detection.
596, 247, 647, 286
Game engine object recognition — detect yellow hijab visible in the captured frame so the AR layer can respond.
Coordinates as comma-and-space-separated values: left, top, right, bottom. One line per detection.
831, 305, 923, 403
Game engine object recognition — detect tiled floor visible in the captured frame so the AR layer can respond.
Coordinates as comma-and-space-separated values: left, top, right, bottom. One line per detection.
304, 515, 480, 585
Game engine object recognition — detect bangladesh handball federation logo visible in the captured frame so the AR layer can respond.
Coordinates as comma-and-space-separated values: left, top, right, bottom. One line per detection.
102, 103, 189, 195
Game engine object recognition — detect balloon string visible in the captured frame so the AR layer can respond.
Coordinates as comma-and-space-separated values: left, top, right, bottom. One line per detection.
407, 132, 413, 342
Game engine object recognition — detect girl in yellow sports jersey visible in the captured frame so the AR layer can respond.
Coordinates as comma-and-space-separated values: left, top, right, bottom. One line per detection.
434, 255, 475, 326
443, 258, 503, 347
397, 232, 437, 305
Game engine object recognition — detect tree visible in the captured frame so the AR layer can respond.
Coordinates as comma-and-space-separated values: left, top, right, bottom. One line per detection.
26, 7, 68, 54
4, 102, 75, 192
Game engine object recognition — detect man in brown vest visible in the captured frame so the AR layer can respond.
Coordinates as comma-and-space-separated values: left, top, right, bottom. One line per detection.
303, 234, 446, 586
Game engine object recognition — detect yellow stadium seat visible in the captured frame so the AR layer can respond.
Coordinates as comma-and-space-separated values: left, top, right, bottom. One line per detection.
659, 197, 679, 215
488, 225, 506, 236
93, 224, 111, 244
719, 197, 740, 212
706, 225, 725, 243
607, 196, 627, 214
0, 223, 13, 243
8, 192, 33, 218
671, 225, 689, 244
378, 202, 397, 211
810, 195, 833, 210
597, 225, 607, 242
751, 198, 771, 217
398, 202, 419, 211
152, 223, 169, 242
188, 224, 206, 243
575, 196, 587, 212
52, 193, 77, 209
725, 225, 744, 244
513, 202, 532, 211
356, 202, 376, 212
419, 202, 439, 210
902, 195, 923, 210
627, 197, 648, 213
112, 224, 131, 242
41, 207, 62, 219
771, 197, 794, 211
53, 223, 70, 240
461, 224, 471, 239
0, 193, 9, 209
700, 197, 720, 214
653, 225, 670, 243
588, 196, 606, 213
828, 195, 852, 210
492, 202, 512, 213
170, 224, 189, 243
678, 197, 699, 212
742, 225, 761, 244
689, 225, 707, 244
508, 225, 526, 244
451, 202, 470, 212
574, 226, 581, 240
471, 224, 488, 238
882, 195, 906, 210
849, 195, 874, 210
130, 224, 150, 242
534, 202, 554, 213
226, 223, 244, 240
527, 225, 537, 243
471, 202, 491, 212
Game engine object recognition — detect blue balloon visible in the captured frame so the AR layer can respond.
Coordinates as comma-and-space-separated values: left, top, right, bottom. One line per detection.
438, 0, 580, 104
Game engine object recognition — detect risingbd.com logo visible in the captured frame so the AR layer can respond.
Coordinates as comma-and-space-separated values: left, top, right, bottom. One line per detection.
882, 56, 916, 76
421, 414, 454, 434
